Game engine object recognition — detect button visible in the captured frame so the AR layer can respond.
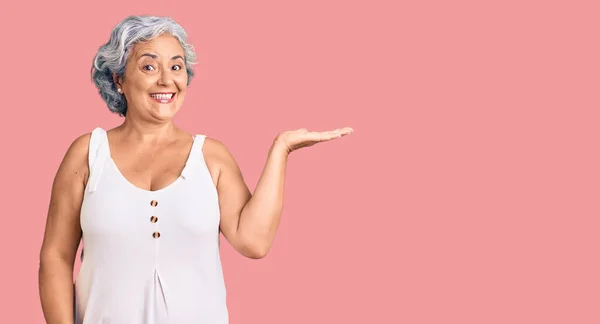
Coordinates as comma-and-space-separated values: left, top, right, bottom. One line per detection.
150, 200, 158, 207
153, 231, 161, 238
150, 216, 158, 223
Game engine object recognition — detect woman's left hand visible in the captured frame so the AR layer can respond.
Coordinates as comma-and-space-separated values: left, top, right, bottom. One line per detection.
273, 127, 354, 154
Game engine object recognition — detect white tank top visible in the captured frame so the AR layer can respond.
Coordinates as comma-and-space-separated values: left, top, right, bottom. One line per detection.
75, 127, 228, 323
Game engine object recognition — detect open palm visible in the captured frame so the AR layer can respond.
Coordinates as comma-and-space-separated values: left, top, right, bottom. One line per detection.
274, 127, 353, 153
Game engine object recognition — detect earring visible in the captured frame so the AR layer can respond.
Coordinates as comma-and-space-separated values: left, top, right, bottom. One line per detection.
117, 88, 122, 93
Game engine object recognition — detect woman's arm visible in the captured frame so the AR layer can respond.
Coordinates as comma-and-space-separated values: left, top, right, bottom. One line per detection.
38, 134, 90, 324
211, 137, 288, 259
212, 127, 352, 259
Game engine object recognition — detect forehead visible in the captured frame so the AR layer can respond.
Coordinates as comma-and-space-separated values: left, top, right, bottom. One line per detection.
131, 34, 184, 59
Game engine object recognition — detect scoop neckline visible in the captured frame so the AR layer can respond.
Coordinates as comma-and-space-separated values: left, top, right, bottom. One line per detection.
104, 131, 197, 194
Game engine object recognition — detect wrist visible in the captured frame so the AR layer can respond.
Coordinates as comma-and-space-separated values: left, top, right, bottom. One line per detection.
271, 139, 290, 156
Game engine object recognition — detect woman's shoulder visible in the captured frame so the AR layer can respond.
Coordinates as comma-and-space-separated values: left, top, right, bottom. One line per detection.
201, 136, 236, 161
202, 136, 225, 149
192, 136, 233, 185
199, 136, 244, 179
62, 127, 109, 167
52, 131, 95, 186
68, 127, 106, 155
65, 132, 94, 160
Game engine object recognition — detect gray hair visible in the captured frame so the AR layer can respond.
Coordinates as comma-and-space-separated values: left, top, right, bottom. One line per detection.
91, 15, 197, 116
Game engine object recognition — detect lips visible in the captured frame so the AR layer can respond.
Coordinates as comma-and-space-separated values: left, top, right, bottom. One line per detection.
149, 92, 176, 104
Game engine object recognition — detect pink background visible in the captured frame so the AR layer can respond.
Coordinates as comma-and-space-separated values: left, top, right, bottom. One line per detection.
1, 0, 599, 323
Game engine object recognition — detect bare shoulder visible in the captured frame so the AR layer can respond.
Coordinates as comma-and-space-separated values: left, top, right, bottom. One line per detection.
56, 132, 92, 186
69, 132, 92, 155
201, 137, 243, 185
202, 137, 233, 160
65, 133, 91, 165
202, 136, 236, 168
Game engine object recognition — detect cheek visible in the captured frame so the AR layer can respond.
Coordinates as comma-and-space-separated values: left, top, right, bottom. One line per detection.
176, 80, 188, 94
176, 73, 188, 86
130, 79, 153, 95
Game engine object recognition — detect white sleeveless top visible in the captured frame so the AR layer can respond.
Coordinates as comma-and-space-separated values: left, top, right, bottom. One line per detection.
75, 127, 228, 323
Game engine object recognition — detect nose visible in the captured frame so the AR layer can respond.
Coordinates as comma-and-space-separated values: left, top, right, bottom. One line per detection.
157, 69, 174, 86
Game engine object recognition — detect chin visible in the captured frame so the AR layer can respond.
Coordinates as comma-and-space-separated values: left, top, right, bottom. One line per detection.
152, 103, 180, 120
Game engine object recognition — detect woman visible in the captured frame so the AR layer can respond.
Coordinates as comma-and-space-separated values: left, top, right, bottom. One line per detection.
38, 15, 352, 324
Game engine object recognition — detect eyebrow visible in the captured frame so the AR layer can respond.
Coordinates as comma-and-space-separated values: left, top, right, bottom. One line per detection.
139, 53, 184, 61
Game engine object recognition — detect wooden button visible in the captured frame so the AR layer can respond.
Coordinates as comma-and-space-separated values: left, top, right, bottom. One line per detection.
150, 216, 158, 223
150, 200, 158, 207
153, 231, 161, 238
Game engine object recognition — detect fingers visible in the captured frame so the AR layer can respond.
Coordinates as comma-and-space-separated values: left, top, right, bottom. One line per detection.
324, 127, 353, 139
299, 131, 332, 143
319, 127, 353, 134
304, 132, 330, 141
290, 126, 353, 144
313, 130, 348, 141
328, 127, 353, 134
293, 127, 352, 134
322, 132, 342, 140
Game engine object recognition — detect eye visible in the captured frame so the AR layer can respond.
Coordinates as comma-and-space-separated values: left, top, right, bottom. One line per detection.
143, 65, 155, 71
172, 65, 182, 71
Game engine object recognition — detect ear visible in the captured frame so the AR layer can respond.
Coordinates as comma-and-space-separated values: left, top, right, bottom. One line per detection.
112, 73, 123, 91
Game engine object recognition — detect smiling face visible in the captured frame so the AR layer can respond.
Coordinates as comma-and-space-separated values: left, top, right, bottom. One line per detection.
115, 34, 188, 120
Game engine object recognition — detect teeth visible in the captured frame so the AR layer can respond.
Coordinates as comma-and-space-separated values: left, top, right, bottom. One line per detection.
150, 93, 174, 100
